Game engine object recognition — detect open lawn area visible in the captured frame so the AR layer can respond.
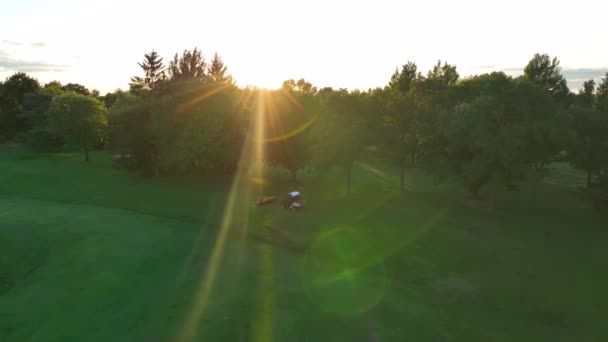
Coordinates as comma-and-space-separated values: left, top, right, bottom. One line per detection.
1, 145, 607, 341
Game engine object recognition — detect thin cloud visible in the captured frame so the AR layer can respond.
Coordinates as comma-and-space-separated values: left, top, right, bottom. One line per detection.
1, 40, 47, 48
471, 65, 497, 70
562, 68, 608, 91
0, 56, 70, 72
561, 68, 608, 81
500, 67, 524, 74
1, 40, 24, 46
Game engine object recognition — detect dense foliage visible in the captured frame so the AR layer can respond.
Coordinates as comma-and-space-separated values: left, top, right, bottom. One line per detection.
47, 92, 107, 161
2, 50, 608, 204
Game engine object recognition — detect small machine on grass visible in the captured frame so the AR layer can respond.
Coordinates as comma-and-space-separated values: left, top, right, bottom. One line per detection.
281, 191, 305, 210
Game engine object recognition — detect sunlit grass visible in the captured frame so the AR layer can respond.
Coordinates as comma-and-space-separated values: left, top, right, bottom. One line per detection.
175, 166, 243, 341
177, 90, 270, 341
252, 245, 274, 342
1, 145, 608, 341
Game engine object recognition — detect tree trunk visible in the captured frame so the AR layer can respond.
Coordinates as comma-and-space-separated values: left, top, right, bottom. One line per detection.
346, 164, 352, 196
399, 160, 406, 193
83, 144, 89, 162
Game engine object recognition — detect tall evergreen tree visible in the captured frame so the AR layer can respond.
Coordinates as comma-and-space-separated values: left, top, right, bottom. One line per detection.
208, 52, 234, 85
129, 50, 166, 94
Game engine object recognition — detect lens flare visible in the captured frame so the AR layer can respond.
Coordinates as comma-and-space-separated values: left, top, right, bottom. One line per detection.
252, 244, 275, 342
174, 83, 233, 115
300, 227, 392, 315
259, 112, 319, 143
175, 164, 245, 342
300, 210, 447, 316
176, 90, 270, 341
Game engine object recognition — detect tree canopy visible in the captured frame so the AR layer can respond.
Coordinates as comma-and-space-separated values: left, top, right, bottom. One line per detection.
130, 50, 166, 94
47, 92, 107, 162
4, 50, 608, 206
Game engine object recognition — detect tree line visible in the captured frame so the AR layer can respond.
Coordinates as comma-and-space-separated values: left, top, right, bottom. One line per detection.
1, 49, 607, 206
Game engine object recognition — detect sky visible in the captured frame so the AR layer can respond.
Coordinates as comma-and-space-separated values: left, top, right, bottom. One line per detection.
1, 0, 607, 93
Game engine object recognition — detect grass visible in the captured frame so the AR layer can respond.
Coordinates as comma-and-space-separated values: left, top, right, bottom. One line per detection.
1, 144, 607, 341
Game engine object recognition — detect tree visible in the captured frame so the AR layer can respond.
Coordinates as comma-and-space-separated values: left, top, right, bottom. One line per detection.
523, 53, 570, 103
388, 61, 421, 95
0, 81, 3, 137
431, 72, 565, 198
129, 50, 166, 94
313, 89, 371, 195
208, 52, 234, 85
101, 89, 125, 109
383, 62, 425, 192
282, 79, 318, 94
427, 60, 459, 87
168, 48, 206, 81
437, 74, 522, 197
107, 92, 158, 171
569, 110, 606, 187
405, 61, 460, 178
0, 72, 40, 140
48, 93, 107, 162
44, 81, 63, 91
597, 73, 608, 113
61, 83, 91, 96
149, 80, 244, 175
265, 84, 317, 185
577, 79, 595, 107
20, 91, 53, 132
569, 76, 608, 187
382, 91, 420, 192
585, 74, 608, 208
17, 84, 65, 150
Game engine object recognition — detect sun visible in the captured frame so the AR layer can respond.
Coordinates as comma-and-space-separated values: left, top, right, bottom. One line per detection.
245, 79, 283, 90
232, 66, 286, 90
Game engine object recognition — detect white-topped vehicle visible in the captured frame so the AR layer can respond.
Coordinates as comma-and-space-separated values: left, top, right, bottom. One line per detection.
281, 191, 306, 210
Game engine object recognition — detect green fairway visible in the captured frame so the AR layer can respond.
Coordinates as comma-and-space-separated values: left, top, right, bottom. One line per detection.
1, 145, 607, 341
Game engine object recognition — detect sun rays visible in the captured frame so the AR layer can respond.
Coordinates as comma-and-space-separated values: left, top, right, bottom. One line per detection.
173, 82, 234, 115
175, 158, 245, 342
252, 244, 275, 342
176, 89, 272, 342
173, 85, 435, 341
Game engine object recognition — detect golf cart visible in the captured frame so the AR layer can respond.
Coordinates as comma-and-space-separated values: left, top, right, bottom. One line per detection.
281, 191, 305, 210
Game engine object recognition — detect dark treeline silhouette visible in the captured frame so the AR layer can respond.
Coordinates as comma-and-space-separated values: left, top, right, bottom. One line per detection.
1, 49, 608, 206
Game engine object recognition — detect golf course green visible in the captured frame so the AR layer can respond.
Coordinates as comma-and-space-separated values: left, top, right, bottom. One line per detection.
1, 145, 607, 341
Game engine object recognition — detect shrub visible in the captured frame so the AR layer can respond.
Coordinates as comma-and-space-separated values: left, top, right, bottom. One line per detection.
24, 129, 64, 152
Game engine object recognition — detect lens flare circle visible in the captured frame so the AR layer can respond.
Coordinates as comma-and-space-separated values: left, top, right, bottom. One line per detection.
300, 227, 392, 315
